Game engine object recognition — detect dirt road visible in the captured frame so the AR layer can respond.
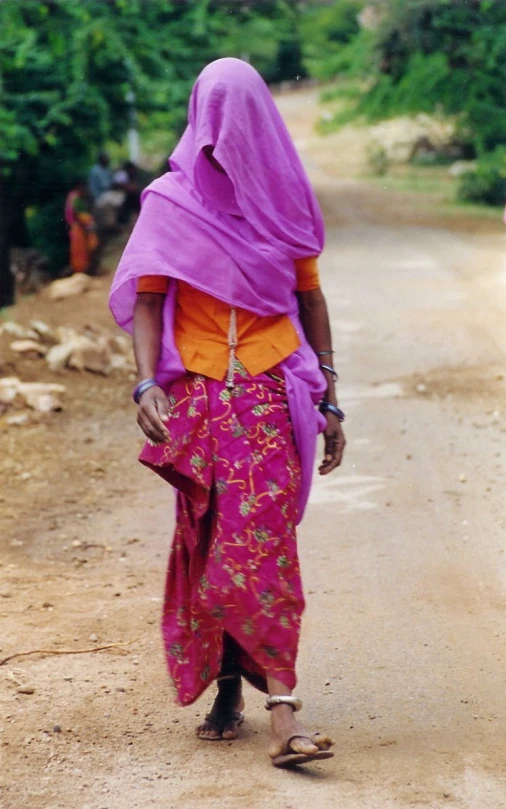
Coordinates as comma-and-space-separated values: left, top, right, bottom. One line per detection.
2, 91, 506, 809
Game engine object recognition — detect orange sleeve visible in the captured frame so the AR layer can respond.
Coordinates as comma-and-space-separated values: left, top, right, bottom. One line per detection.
295, 256, 320, 292
136, 275, 170, 294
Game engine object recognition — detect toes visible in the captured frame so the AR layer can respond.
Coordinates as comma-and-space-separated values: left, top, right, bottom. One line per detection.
200, 730, 221, 740
311, 732, 334, 751
221, 726, 239, 740
196, 723, 221, 740
290, 736, 319, 755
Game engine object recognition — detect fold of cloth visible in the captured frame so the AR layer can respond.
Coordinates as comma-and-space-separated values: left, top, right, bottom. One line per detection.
139, 365, 304, 706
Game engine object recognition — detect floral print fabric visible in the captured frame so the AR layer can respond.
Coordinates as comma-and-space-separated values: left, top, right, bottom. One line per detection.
139, 364, 304, 706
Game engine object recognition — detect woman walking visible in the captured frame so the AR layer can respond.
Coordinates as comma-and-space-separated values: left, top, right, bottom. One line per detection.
110, 59, 345, 768
64, 179, 98, 274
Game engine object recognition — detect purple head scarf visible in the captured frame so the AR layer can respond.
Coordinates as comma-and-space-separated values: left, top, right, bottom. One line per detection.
110, 58, 327, 521
173, 58, 324, 255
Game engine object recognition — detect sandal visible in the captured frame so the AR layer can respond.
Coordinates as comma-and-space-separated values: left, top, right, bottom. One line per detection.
270, 734, 334, 767
199, 709, 245, 741
266, 695, 334, 768
196, 674, 245, 741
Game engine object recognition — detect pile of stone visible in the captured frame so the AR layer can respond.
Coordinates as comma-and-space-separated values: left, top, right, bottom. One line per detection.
0, 377, 66, 419
1, 319, 134, 377
46, 273, 97, 301
368, 114, 459, 165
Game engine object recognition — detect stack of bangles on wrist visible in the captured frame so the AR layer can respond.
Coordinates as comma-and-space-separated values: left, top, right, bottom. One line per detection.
133, 377, 159, 404
317, 350, 345, 421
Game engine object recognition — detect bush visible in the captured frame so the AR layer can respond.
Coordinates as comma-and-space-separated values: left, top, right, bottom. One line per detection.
26, 197, 68, 273
300, 2, 366, 80
308, 0, 506, 158
457, 148, 506, 206
367, 142, 389, 175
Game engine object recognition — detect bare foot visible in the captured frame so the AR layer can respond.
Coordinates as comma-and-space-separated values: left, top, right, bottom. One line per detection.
196, 676, 245, 741
268, 704, 333, 764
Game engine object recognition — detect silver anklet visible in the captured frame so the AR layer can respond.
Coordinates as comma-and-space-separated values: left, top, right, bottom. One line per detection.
265, 695, 302, 712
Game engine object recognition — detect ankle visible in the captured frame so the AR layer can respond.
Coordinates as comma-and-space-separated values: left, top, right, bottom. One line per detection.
269, 703, 295, 720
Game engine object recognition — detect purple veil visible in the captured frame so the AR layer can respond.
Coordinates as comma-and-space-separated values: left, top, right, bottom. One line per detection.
110, 58, 326, 520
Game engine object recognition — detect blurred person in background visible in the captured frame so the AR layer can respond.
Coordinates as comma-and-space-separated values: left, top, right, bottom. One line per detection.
110, 59, 345, 769
88, 152, 113, 202
64, 179, 98, 274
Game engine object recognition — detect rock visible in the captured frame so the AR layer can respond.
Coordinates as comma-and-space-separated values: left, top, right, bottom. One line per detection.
0, 378, 65, 414
416, 383, 428, 394
46, 341, 77, 372
0, 377, 21, 404
89, 633, 98, 642
0, 321, 38, 340
110, 353, 135, 372
110, 335, 131, 355
54, 326, 79, 344
17, 686, 35, 695
30, 320, 58, 345
18, 382, 66, 412
5, 413, 29, 426
24, 391, 63, 412
448, 160, 476, 178
53, 725, 62, 733
47, 274, 91, 301
10, 339, 48, 357
67, 336, 112, 375
369, 114, 458, 165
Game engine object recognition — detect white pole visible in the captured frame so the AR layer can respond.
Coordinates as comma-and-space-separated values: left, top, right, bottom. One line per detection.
125, 89, 140, 163
127, 128, 140, 163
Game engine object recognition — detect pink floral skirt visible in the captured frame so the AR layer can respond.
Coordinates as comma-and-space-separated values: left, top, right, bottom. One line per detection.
139, 364, 304, 706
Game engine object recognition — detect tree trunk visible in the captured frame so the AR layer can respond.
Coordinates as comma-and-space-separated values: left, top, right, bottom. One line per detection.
0, 177, 15, 309
0, 163, 31, 309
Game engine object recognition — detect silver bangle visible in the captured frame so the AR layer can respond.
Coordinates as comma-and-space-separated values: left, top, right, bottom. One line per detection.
265, 695, 303, 712
319, 363, 338, 380
133, 378, 158, 404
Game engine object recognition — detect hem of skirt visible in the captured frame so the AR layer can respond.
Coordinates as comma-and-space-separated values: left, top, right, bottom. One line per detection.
139, 457, 209, 504
167, 648, 297, 706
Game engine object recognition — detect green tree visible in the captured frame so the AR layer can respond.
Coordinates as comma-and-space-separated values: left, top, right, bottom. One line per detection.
0, 0, 304, 308
311, 0, 506, 155
299, 0, 364, 79
363, 0, 506, 154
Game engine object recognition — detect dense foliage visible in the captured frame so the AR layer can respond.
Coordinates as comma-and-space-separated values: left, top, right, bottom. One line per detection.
361, 0, 506, 154
299, 0, 364, 79
457, 147, 506, 206
308, 0, 506, 205
0, 0, 305, 306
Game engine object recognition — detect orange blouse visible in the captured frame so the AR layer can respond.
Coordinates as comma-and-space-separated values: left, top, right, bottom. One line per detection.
137, 257, 320, 380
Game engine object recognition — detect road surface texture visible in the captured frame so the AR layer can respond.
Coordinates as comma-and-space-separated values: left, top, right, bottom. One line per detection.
1, 90, 506, 809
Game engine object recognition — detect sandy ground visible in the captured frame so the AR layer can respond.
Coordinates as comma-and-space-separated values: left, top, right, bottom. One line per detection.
1, 90, 506, 809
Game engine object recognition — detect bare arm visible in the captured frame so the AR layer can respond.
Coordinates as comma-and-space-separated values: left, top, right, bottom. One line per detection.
297, 287, 346, 474
133, 292, 170, 444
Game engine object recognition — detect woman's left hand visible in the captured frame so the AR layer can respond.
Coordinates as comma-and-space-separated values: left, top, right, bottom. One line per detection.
319, 412, 346, 475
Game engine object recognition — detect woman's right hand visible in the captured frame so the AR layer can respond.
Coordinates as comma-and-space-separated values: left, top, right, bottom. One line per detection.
137, 386, 170, 444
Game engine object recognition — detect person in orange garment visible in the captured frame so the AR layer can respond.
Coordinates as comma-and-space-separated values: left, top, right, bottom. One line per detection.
64, 179, 99, 274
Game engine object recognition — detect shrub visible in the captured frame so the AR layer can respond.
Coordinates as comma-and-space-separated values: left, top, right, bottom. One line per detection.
457, 147, 506, 206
